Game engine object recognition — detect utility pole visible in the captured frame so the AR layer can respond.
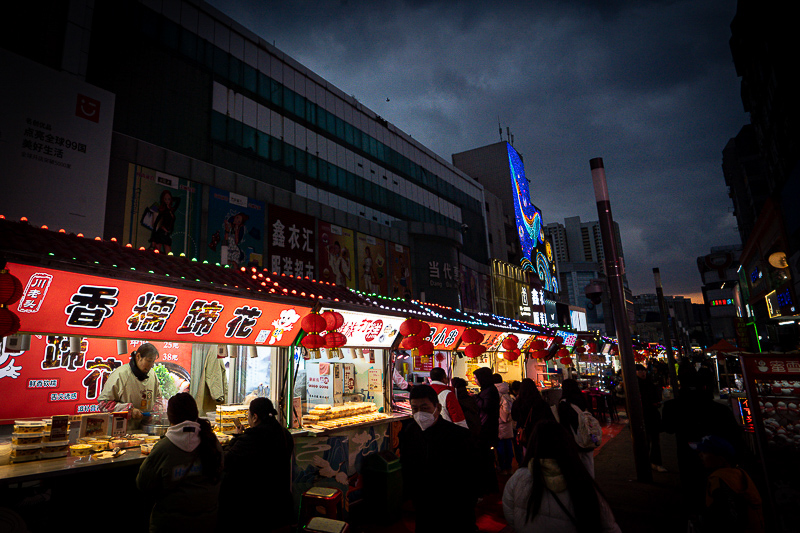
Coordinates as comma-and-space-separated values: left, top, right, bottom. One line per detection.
590, 158, 652, 483
653, 268, 680, 397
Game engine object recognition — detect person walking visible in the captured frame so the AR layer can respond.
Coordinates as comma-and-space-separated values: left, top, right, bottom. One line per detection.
636, 363, 666, 472
557, 378, 595, 478
452, 377, 481, 442
511, 378, 555, 453
473, 367, 500, 494
502, 420, 621, 533
497, 380, 515, 475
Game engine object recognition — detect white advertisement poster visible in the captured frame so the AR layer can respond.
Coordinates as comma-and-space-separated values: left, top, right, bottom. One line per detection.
325, 309, 403, 348
0, 49, 115, 237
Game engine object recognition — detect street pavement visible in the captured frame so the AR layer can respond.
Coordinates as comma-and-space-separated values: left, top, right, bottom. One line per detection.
348, 410, 689, 532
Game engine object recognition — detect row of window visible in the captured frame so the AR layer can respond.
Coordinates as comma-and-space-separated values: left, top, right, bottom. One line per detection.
211, 112, 461, 229
138, 5, 483, 219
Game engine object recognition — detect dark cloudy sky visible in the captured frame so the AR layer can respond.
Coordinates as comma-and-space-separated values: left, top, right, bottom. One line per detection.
208, 0, 746, 303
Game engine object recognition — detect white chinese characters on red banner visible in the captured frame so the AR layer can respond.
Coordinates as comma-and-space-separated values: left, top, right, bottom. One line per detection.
0, 337, 192, 422
9, 262, 311, 346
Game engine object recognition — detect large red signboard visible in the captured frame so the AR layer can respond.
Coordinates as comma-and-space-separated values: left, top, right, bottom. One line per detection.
0, 337, 193, 422
10, 262, 312, 346
425, 322, 465, 351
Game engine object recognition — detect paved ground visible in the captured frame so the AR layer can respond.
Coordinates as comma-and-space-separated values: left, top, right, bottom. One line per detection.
345, 411, 689, 532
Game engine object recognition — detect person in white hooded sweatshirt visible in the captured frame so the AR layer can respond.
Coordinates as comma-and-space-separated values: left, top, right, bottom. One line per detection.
502, 420, 621, 533
137, 392, 223, 533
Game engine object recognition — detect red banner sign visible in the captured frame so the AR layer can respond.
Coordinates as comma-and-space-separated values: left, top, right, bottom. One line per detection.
0, 337, 193, 422
424, 322, 465, 351
10, 262, 312, 346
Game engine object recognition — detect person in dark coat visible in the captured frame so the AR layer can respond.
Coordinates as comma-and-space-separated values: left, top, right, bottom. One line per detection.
452, 377, 482, 441
662, 368, 747, 514
473, 366, 501, 494
636, 364, 666, 472
557, 378, 595, 478
511, 378, 555, 452
399, 384, 478, 533
219, 398, 295, 531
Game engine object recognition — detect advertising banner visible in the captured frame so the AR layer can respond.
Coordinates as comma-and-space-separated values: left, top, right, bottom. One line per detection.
206, 186, 265, 268
425, 322, 465, 351
455, 329, 505, 351
321, 309, 403, 348
356, 232, 387, 295
388, 242, 413, 299
123, 164, 202, 257
267, 204, 315, 278
318, 222, 356, 289
10, 262, 312, 347
0, 337, 191, 422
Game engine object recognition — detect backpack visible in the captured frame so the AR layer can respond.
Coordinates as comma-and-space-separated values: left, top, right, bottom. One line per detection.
552, 401, 602, 448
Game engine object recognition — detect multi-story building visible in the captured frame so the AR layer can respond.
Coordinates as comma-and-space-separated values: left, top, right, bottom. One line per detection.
1, 0, 492, 310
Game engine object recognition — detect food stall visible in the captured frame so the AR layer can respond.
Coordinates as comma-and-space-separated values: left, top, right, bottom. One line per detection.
291, 307, 407, 513
738, 353, 800, 531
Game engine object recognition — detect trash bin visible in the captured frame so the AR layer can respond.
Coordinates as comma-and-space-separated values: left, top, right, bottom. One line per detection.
362, 450, 403, 522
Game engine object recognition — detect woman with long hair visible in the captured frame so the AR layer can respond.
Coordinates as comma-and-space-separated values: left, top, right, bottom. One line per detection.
473, 366, 500, 494
137, 393, 223, 532
511, 378, 555, 453
502, 420, 621, 532
558, 378, 595, 477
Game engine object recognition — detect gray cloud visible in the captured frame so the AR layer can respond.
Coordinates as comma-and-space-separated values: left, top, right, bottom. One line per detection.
209, 0, 745, 300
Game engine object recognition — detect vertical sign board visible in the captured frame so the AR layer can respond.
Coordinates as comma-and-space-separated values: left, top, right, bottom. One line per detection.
267, 204, 316, 278
205, 186, 265, 268
0, 49, 115, 238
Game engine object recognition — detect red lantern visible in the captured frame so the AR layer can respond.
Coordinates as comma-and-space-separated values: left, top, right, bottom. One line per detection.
465, 344, 486, 359
399, 318, 423, 337
461, 328, 483, 345
531, 349, 548, 360
501, 337, 518, 351
574, 347, 586, 354
300, 333, 325, 350
574, 339, 584, 348
301, 312, 327, 334
556, 347, 570, 359
401, 334, 425, 350
418, 340, 435, 357
506, 334, 519, 344
559, 356, 572, 365
418, 322, 432, 339
504, 348, 521, 362
324, 331, 347, 348
0, 307, 21, 337
530, 340, 547, 351
321, 310, 344, 331
0, 270, 23, 306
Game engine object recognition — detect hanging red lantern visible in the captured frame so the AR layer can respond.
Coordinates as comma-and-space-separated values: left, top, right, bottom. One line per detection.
0, 269, 23, 306
574, 346, 586, 354
574, 339, 584, 348
465, 344, 487, 359
321, 310, 344, 332
559, 356, 573, 365
506, 334, 519, 344
461, 328, 484, 345
401, 334, 425, 350
504, 348, 521, 362
556, 347, 570, 359
418, 340, 435, 357
501, 337, 518, 351
531, 349, 549, 360
399, 318, 424, 337
0, 307, 21, 338
301, 312, 326, 334
530, 340, 547, 351
324, 331, 347, 348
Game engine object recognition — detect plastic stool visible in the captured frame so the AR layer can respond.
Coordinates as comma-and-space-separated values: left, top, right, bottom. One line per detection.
305, 516, 349, 533
301, 487, 342, 524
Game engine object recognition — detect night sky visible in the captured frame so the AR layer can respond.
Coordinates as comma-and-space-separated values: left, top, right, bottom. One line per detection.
208, 0, 746, 303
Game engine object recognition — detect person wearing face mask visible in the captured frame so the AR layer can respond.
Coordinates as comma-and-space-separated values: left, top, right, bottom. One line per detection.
399, 384, 478, 533
98, 342, 162, 430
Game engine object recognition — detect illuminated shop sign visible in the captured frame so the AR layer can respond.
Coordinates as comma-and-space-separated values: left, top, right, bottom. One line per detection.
709, 299, 733, 306
766, 288, 798, 318
11, 262, 311, 346
554, 330, 578, 347
322, 309, 403, 348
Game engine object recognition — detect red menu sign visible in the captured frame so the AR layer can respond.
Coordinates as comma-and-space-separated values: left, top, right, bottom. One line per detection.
455, 329, 505, 351
425, 322, 465, 351
10, 262, 312, 346
0, 337, 192, 422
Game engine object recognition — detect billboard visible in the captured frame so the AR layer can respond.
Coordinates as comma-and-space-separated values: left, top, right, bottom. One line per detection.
388, 242, 413, 299
122, 164, 202, 257
0, 49, 115, 238
356, 233, 387, 295
318, 222, 356, 288
205, 186, 265, 268
267, 204, 316, 278
507, 144, 558, 292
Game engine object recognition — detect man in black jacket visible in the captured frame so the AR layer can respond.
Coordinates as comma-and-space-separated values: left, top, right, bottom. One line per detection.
399, 384, 478, 533
219, 398, 295, 531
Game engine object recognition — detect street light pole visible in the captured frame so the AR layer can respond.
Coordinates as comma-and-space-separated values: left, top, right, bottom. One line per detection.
653, 268, 680, 397
590, 158, 652, 483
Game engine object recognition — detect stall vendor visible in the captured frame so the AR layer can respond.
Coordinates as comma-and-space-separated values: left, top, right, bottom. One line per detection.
98, 342, 162, 429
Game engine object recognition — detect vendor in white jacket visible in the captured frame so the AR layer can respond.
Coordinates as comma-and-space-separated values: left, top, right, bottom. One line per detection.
502, 420, 621, 533
98, 342, 162, 429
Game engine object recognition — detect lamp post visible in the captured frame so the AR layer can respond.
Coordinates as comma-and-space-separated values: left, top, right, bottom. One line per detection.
590, 157, 652, 483
653, 268, 680, 397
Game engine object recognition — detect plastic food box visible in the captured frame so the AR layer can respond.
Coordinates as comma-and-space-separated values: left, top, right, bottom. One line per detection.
11, 433, 44, 446
13, 420, 46, 434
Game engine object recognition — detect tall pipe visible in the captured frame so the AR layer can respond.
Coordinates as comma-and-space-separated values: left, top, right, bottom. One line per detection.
590, 157, 652, 483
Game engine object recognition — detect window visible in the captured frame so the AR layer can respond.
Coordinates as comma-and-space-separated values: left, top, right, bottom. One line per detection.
243, 64, 257, 93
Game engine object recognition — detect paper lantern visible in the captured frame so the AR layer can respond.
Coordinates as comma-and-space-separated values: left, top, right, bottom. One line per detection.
418, 340, 435, 357
506, 334, 519, 344
324, 331, 347, 349
574, 346, 586, 354
501, 337, 518, 351
301, 333, 325, 350
321, 310, 344, 331
531, 349, 549, 360
465, 344, 486, 359
461, 328, 483, 345
401, 334, 425, 350
574, 339, 584, 348
417, 322, 432, 339
503, 348, 521, 362
556, 347, 570, 359
399, 318, 424, 337
559, 357, 573, 365
0, 270, 23, 306
301, 312, 326, 334
530, 340, 547, 351
0, 307, 21, 338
